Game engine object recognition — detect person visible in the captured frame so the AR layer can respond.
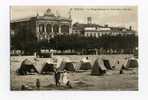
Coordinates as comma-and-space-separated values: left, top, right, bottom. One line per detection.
121, 64, 125, 70
21, 84, 31, 90
86, 56, 88, 60
21, 85, 26, 90
62, 70, 72, 88
82, 56, 88, 62
117, 60, 120, 64
54, 69, 61, 87
36, 79, 40, 89
119, 66, 124, 74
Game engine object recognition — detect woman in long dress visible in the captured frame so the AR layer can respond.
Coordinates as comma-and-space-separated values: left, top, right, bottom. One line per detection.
62, 70, 72, 88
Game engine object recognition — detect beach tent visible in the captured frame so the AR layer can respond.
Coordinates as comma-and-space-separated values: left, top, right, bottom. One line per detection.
59, 57, 75, 71
91, 58, 107, 76
80, 62, 92, 70
126, 58, 138, 68
103, 59, 112, 70
40, 58, 57, 74
17, 59, 38, 75
79, 57, 92, 70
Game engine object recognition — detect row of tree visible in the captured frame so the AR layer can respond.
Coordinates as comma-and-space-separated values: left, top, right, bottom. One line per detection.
11, 34, 138, 54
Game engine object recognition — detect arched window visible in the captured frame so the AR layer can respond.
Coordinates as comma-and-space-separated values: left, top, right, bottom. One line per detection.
53, 24, 59, 33
46, 24, 52, 34
39, 24, 44, 33
61, 25, 69, 33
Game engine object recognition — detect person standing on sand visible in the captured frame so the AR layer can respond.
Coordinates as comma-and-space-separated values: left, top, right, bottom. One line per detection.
119, 66, 124, 74
36, 78, 40, 89
62, 70, 72, 88
54, 69, 61, 87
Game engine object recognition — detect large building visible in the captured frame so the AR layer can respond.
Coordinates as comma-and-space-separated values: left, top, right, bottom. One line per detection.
11, 9, 136, 41
11, 8, 72, 41
72, 17, 137, 37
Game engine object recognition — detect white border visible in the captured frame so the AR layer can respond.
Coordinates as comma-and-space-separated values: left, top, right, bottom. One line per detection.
0, 0, 148, 100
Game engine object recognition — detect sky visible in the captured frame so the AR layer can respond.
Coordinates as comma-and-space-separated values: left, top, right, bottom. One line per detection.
11, 6, 138, 31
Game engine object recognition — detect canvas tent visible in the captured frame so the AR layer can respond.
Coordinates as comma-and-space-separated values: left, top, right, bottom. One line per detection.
80, 58, 92, 70
41, 57, 75, 73
91, 58, 107, 76
126, 58, 138, 68
40, 58, 57, 74
103, 59, 112, 70
59, 57, 75, 71
41, 63, 55, 74
17, 59, 38, 75
80, 62, 92, 70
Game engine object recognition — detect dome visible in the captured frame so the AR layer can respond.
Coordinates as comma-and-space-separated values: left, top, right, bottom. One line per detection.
44, 8, 55, 17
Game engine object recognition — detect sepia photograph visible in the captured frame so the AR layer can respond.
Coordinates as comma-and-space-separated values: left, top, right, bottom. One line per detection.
10, 6, 138, 91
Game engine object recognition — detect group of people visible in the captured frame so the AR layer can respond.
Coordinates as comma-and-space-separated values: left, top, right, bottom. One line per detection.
54, 69, 72, 88
21, 69, 72, 90
33, 69, 72, 90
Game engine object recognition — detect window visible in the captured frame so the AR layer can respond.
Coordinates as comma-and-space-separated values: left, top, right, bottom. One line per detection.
53, 24, 59, 33
46, 24, 52, 34
61, 25, 69, 33
39, 24, 44, 33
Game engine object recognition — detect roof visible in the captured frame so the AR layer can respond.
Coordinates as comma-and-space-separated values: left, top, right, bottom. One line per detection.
72, 23, 137, 33
11, 8, 71, 23
36, 16, 71, 21
73, 23, 103, 28
11, 15, 71, 23
11, 16, 35, 23
21, 59, 33, 65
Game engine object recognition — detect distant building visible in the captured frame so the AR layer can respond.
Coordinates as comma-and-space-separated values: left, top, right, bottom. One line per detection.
10, 8, 72, 41
72, 17, 136, 37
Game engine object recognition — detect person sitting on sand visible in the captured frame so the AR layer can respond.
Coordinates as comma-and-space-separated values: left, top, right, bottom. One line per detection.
54, 69, 61, 87
21, 84, 32, 90
62, 70, 72, 88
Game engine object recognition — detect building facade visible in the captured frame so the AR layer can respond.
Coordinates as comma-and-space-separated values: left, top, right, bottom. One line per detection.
11, 8, 72, 41
72, 17, 137, 37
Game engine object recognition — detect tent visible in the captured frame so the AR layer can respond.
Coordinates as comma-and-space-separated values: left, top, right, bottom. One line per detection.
79, 57, 92, 70
41, 63, 55, 74
126, 58, 138, 68
79, 58, 92, 70
17, 59, 38, 75
103, 59, 112, 70
40, 58, 57, 74
80, 62, 92, 70
91, 58, 107, 76
41, 57, 75, 73
59, 57, 75, 71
